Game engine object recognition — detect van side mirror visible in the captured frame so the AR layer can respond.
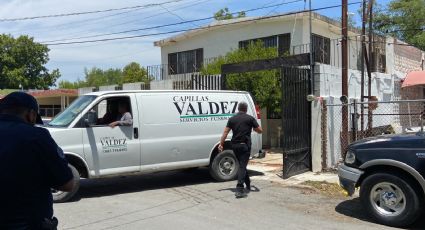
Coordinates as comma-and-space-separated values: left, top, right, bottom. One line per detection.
84, 110, 97, 127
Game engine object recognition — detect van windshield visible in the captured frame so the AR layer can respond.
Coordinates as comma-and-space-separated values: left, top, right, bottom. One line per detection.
49, 95, 97, 127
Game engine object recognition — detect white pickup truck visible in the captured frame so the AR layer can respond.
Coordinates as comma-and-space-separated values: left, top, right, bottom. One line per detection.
45, 90, 264, 202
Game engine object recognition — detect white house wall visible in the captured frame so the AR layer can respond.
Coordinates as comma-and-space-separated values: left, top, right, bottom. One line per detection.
315, 64, 406, 169
160, 16, 361, 68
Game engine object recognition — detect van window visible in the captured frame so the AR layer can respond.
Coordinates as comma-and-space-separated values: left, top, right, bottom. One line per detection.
49, 95, 96, 127
75, 96, 132, 128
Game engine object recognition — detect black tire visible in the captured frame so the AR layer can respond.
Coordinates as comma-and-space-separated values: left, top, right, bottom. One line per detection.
360, 173, 423, 227
209, 150, 239, 181
52, 164, 80, 203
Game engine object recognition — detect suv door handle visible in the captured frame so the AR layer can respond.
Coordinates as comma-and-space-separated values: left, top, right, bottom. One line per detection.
134, 127, 139, 139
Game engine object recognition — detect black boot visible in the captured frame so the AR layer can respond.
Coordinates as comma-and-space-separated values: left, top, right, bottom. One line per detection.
235, 185, 247, 198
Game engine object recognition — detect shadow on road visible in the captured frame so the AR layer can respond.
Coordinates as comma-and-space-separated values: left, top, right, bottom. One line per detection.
69, 168, 264, 202
335, 198, 425, 229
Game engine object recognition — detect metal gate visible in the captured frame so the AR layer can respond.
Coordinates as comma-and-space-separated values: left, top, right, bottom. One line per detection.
281, 67, 311, 178
220, 53, 312, 179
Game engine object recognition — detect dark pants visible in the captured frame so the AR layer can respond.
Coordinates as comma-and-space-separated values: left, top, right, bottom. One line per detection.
232, 143, 251, 189
1, 217, 58, 230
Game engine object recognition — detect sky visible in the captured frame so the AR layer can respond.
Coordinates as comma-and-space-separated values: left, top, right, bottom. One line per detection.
0, 0, 391, 83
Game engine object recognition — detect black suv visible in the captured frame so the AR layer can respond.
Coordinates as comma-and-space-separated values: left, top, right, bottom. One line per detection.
338, 133, 425, 227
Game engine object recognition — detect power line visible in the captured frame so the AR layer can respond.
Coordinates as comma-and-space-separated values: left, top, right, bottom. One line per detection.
44, 2, 362, 46
91, 0, 211, 33
8, 7, 146, 33
40, 0, 304, 43
27, 0, 210, 42
0, 0, 186, 22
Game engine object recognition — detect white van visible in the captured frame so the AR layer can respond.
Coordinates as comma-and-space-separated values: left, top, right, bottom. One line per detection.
46, 90, 264, 202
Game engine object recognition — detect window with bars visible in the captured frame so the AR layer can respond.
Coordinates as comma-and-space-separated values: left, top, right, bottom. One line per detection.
238, 33, 291, 56
168, 48, 203, 75
312, 34, 330, 64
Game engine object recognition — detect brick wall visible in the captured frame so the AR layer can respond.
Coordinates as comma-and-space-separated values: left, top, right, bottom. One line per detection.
394, 42, 424, 73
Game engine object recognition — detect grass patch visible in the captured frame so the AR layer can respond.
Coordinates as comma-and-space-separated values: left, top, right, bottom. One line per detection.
0, 89, 17, 96
301, 180, 346, 197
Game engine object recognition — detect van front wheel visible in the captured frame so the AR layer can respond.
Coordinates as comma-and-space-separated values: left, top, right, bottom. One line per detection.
52, 164, 80, 203
210, 150, 239, 181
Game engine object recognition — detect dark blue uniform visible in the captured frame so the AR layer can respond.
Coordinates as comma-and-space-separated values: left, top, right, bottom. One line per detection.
226, 112, 259, 190
0, 114, 73, 228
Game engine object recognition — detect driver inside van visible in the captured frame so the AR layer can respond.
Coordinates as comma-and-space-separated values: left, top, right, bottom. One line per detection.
98, 102, 118, 125
109, 101, 132, 128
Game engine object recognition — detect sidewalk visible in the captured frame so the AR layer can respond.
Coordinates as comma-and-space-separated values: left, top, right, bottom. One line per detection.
249, 151, 339, 186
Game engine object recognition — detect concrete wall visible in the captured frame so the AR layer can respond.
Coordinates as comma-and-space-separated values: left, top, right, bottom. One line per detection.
150, 80, 173, 90
78, 87, 95, 95
122, 82, 149, 90
99, 85, 118, 91
315, 64, 404, 100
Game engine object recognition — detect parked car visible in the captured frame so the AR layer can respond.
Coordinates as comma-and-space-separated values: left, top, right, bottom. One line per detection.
45, 90, 264, 202
338, 133, 425, 227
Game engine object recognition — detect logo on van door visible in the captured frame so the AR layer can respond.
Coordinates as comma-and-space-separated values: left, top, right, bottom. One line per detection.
173, 96, 238, 123
100, 137, 128, 153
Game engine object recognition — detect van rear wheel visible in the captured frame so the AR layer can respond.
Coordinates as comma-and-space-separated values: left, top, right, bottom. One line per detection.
210, 150, 239, 181
52, 164, 80, 203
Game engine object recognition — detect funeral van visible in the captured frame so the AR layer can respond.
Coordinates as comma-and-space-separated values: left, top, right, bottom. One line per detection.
45, 90, 264, 202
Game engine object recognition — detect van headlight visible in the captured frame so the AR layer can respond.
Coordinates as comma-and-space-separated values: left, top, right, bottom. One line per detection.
345, 150, 356, 164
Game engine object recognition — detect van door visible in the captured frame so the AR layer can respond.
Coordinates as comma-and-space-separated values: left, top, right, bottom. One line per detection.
137, 92, 246, 167
78, 94, 141, 176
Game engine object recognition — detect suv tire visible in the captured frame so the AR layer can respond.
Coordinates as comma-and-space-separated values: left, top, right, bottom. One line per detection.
52, 164, 80, 203
360, 173, 423, 227
209, 150, 239, 181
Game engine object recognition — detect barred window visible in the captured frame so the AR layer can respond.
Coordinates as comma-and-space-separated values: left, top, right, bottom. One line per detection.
239, 33, 290, 56
312, 34, 330, 64
168, 48, 203, 74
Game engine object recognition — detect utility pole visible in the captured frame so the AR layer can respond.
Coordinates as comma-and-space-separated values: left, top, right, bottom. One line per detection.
360, 0, 366, 138
367, 0, 374, 131
309, 0, 314, 95
341, 0, 349, 151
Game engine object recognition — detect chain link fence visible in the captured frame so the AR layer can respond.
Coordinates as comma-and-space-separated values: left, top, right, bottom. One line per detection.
322, 99, 425, 169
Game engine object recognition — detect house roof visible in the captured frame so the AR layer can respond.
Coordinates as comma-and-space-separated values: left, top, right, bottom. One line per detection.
154, 12, 361, 47
28, 89, 78, 98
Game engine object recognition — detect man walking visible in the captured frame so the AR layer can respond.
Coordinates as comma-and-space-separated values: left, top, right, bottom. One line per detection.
0, 92, 75, 229
219, 102, 262, 198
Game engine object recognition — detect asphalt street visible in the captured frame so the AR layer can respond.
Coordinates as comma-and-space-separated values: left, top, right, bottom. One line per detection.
53, 168, 425, 230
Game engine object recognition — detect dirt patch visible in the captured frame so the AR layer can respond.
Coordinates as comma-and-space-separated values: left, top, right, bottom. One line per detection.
301, 181, 346, 198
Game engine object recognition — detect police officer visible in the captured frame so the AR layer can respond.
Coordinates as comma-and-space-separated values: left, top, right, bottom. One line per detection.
0, 92, 75, 230
219, 102, 262, 198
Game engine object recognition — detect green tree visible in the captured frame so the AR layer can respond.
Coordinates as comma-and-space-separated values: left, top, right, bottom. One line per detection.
214, 7, 246, 20
58, 79, 87, 89
373, 0, 425, 49
59, 62, 151, 89
201, 41, 280, 112
122, 62, 151, 84
0, 34, 60, 89
84, 67, 122, 87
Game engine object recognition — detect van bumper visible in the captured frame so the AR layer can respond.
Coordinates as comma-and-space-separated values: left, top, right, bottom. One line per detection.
251, 149, 266, 159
